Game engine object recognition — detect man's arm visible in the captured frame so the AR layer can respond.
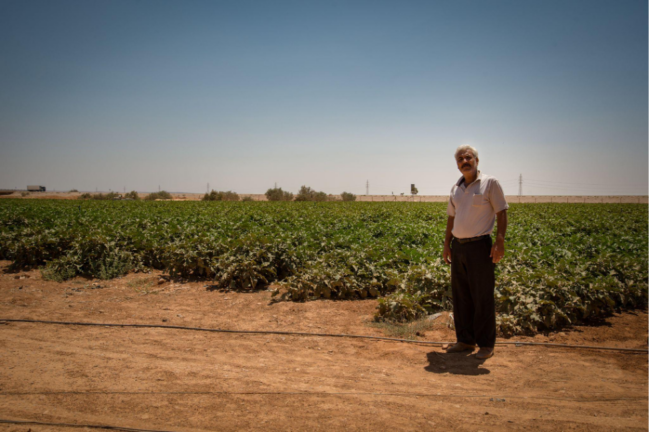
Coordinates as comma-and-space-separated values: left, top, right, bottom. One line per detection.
443, 216, 454, 264
490, 210, 507, 264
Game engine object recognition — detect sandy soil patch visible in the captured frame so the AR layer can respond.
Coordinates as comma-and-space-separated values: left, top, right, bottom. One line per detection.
0, 261, 647, 431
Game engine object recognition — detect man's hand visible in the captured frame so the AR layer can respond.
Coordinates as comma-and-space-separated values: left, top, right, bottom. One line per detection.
443, 244, 452, 264
442, 216, 456, 265
490, 239, 505, 264
491, 209, 507, 264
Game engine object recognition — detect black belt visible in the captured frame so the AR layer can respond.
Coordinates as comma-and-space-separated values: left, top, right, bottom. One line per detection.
453, 234, 490, 244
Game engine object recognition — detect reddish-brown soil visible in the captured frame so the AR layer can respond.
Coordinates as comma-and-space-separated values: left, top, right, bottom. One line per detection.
0, 261, 647, 431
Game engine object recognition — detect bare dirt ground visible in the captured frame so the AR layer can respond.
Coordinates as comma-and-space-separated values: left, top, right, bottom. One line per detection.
0, 261, 647, 431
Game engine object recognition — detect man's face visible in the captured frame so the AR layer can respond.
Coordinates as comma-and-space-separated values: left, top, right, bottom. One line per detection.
456, 150, 478, 175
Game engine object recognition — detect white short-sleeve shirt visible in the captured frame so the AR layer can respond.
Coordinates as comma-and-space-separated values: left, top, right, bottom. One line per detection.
447, 171, 509, 239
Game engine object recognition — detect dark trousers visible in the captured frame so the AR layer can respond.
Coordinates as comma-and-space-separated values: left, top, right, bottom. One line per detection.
451, 236, 496, 348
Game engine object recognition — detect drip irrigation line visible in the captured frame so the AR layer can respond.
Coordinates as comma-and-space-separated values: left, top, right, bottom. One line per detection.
0, 418, 177, 432
0, 390, 645, 403
0, 318, 647, 353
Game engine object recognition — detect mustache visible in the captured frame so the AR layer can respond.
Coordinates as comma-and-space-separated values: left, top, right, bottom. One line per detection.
462, 164, 471, 168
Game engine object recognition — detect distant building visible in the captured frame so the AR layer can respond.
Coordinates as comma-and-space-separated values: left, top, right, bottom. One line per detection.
27, 185, 46, 192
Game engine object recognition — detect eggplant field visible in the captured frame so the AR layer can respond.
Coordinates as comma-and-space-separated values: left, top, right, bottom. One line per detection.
0, 199, 646, 335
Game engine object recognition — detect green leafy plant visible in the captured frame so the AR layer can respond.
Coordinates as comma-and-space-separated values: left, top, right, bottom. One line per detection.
1, 200, 646, 335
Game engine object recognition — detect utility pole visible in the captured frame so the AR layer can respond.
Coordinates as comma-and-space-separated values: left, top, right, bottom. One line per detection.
207, 183, 209, 193
518, 174, 523, 196
158, 185, 161, 192
366, 180, 369, 196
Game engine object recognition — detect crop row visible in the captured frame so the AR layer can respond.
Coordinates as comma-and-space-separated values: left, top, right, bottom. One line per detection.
0, 199, 646, 335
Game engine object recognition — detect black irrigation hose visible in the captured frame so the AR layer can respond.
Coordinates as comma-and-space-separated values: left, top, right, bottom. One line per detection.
0, 318, 647, 353
0, 418, 177, 432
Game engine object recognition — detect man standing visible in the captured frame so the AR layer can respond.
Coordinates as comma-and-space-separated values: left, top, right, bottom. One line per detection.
442, 145, 508, 360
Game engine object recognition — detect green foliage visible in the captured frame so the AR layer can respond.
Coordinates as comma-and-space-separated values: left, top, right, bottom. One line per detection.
93, 248, 134, 280
373, 262, 453, 322
242, 196, 254, 202
41, 240, 133, 281
0, 200, 647, 336
145, 191, 172, 201
20, 192, 29, 197
265, 187, 294, 201
69, 189, 79, 193
341, 192, 357, 202
42, 255, 80, 282
202, 190, 240, 201
78, 193, 92, 199
124, 191, 140, 200
295, 186, 327, 202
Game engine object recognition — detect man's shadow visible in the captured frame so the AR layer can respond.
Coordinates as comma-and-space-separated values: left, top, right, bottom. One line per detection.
424, 350, 490, 376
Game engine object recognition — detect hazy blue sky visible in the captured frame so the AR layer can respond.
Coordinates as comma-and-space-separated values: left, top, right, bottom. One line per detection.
0, 0, 647, 195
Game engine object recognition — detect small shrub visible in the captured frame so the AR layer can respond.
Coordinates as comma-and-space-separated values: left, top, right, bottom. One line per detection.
375, 290, 430, 323
41, 256, 80, 282
265, 187, 294, 201
242, 196, 254, 202
77, 192, 121, 200
69, 189, 79, 193
91, 249, 134, 280
103, 192, 120, 200
341, 192, 356, 202
41, 246, 133, 281
202, 190, 240, 201
295, 186, 328, 202
21, 192, 29, 197
145, 191, 172, 201
124, 191, 140, 200
87, 192, 120, 200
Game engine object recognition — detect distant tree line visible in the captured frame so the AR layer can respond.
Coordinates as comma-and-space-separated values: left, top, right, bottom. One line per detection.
78, 191, 169, 201
266, 186, 356, 202
77, 187, 357, 202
